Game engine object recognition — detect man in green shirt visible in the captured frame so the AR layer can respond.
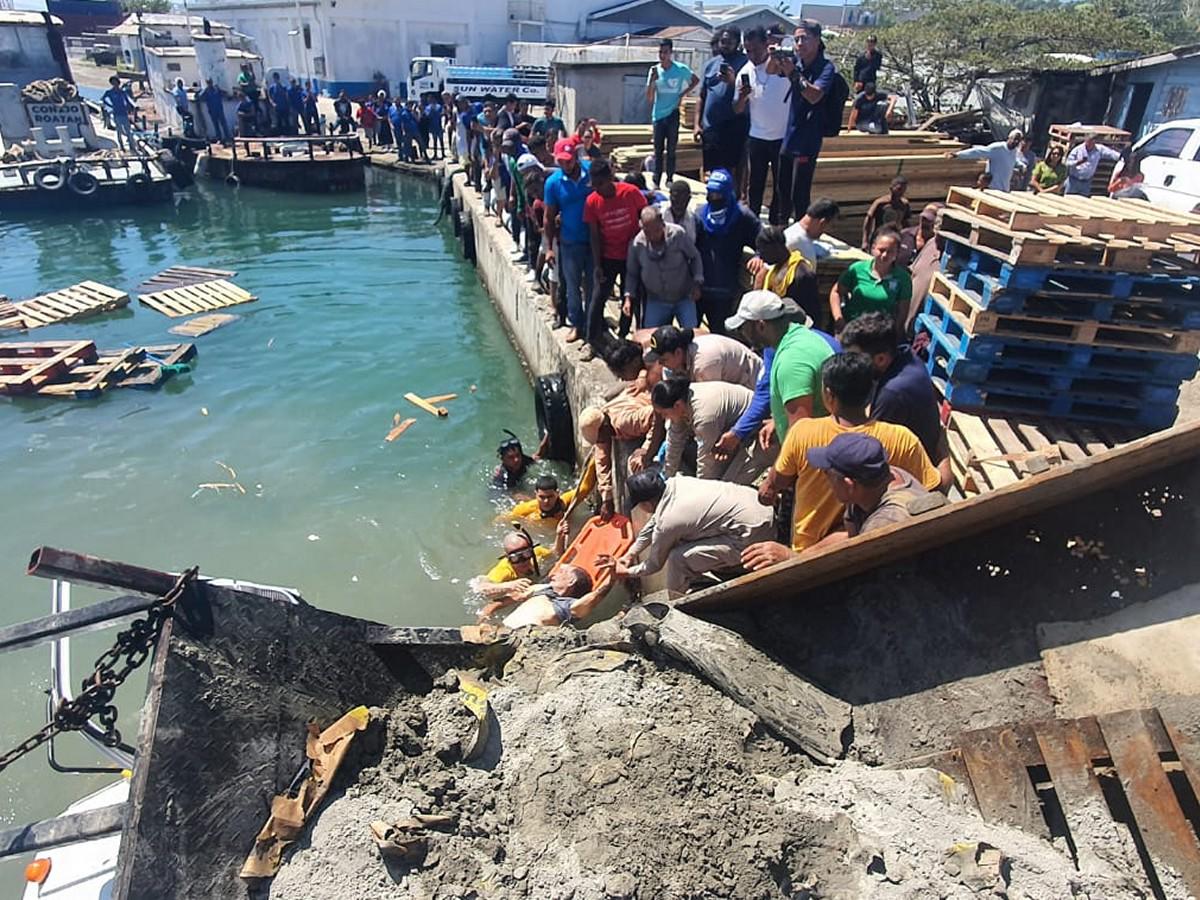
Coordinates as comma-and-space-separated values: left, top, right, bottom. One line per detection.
532, 99, 566, 144
726, 290, 834, 447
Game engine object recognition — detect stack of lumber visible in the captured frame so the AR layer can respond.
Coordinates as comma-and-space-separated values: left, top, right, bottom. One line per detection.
0, 340, 196, 399
916, 187, 1200, 434
1048, 124, 1131, 195
605, 116, 980, 245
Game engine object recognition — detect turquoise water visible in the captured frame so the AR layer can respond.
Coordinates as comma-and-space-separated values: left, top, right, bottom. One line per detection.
0, 170, 565, 867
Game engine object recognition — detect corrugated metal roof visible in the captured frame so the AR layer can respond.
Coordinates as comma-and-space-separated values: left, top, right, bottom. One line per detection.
0, 10, 64, 26
110, 13, 230, 35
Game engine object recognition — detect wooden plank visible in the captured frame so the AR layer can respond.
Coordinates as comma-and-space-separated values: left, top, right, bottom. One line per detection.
1162, 716, 1200, 802
423, 393, 458, 404
385, 416, 417, 442
1098, 709, 1200, 895
951, 410, 1021, 488
168, 313, 239, 337
404, 392, 448, 418
679, 419, 1200, 613
959, 724, 1048, 835
1033, 718, 1147, 878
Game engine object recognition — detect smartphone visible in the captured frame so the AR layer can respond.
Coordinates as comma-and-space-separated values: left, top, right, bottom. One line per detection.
740, 73, 751, 91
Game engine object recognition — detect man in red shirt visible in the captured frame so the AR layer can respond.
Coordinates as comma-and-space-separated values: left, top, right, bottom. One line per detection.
583, 158, 647, 355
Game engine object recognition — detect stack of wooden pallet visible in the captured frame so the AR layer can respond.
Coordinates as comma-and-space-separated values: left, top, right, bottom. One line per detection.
916, 187, 1200, 434
1048, 124, 1132, 195
0, 340, 196, 399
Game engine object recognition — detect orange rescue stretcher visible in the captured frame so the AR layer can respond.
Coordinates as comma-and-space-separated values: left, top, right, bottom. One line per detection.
551, 514, 636, 590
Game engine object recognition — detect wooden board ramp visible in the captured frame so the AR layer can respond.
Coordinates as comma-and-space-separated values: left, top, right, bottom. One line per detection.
901, 709, 1200, 898
0, 282, 130, 331
135, 266, 236, 293
168, 313, 239, 337
138, 279, 257, 318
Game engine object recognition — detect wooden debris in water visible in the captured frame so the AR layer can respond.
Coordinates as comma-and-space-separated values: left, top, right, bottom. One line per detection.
136, 265, 236, 293
139, 279, 257, 318
385, 414, 417, 442
169, 313, 239, 337
192, 460, 246, 498
423, 393, 458, 404
404, 392, 448, 418
0, 282, 129, 331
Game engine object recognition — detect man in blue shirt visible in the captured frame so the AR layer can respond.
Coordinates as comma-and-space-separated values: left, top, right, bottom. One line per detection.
102, 75, 134, 150
544, 137, 593, 342
285, 77, 303, 135
301, 80, 320, 134
646, 38, 698, 189
199, 78, 231, 143
267, 73, 289, 135
777, 20, 836, 222
424, 95, 445, 159
693, 26, 749, 178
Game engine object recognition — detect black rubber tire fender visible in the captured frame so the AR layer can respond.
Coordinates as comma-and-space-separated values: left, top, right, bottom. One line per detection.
127, 171, 152, 189
67, 169, 100, 196
461, 214, 476, 265
451, 196, 463, 236
225, 172, 240, 187
33, 165, 66, 191
534, 374, 575, 463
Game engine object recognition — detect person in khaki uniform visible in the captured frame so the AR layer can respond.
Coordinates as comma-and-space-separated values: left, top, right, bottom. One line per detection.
602, 472, 774, 594
651, 377, 775, 484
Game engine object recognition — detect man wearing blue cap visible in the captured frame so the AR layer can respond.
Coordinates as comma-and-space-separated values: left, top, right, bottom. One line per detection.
809, 432, 945, 540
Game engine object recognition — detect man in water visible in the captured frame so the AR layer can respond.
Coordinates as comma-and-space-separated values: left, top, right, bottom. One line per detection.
501, 564, 611, 628
493, 431, 539, 489
508, 473, 591, 524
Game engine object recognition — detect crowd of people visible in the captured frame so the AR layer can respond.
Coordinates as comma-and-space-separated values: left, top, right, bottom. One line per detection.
462, 21, 957, 630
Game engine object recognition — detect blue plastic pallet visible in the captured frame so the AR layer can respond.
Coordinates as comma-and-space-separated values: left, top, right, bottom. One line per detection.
940, 237, 1200, 296
938, 379, 1178, 430
917, 312, 1200, 384
958, 271, 1200, 329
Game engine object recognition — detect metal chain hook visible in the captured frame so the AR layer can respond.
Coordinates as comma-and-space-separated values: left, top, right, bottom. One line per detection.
0, 565, 199, 775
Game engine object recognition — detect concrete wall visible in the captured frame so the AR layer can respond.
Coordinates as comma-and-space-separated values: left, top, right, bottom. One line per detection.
450, 171, 618, 464
0, 22, 68, 87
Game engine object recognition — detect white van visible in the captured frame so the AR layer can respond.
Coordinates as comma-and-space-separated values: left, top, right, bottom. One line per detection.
1109, 118, 1200, 214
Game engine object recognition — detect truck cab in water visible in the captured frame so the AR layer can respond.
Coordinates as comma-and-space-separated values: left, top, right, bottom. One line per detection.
408, 57, 549, 102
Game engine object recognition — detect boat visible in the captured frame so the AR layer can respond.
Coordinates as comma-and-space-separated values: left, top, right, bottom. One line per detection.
0, 151, 174, 211
203, 136, 367, 192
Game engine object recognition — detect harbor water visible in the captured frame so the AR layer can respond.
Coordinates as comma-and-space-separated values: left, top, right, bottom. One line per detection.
0, 169, 563, 869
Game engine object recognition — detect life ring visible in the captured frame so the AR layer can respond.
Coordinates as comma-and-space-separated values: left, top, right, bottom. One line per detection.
33, 165, 66, 191
67, 169, 99, 196
127, 172, 152, 189
451, 196, 463, 236
461, 215, 476, 265
534, 374, 575, 463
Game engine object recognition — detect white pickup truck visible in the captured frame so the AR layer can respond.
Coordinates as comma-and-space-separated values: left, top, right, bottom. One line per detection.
1109, 118, 1200, 214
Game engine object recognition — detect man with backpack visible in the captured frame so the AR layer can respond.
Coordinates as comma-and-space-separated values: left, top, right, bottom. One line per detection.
776, 20, 846, 223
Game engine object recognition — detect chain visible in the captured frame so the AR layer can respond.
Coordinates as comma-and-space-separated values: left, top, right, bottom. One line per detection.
0, 566, 199, 775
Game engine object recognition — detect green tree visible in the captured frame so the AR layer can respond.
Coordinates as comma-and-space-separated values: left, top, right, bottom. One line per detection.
858, 0, 1167, 114
120, 0, 173, 13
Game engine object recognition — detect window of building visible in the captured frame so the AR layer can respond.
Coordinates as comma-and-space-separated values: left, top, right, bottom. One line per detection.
430, 43, 456, 59
167, 62, 181, 71
303, 23, 311, 50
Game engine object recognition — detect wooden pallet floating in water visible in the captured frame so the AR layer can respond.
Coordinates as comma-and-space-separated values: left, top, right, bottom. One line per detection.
168, 313, 239, 337
136, 265, 237, 293
0, 340, 195, 398
0, 282, 130, 331
138, 279, 257, 318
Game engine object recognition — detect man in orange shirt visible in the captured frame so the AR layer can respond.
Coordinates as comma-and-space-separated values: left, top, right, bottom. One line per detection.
742, 351, 947, 570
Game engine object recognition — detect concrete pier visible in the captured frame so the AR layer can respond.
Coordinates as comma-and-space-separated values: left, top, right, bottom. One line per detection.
448, 169, 620, 463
